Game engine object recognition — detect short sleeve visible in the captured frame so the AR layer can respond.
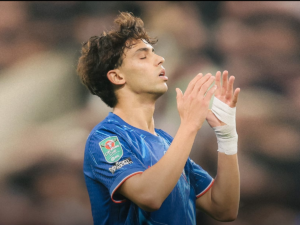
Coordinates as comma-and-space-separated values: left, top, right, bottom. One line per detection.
84, 129, 147, 203
187, 158, 214, 198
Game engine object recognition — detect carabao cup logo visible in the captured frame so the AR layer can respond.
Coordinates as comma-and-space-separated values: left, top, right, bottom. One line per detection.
99, 136, 123, 163
105, 140, 115, 149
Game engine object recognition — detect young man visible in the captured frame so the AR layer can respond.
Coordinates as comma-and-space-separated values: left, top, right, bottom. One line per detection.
77, 12, 240, 225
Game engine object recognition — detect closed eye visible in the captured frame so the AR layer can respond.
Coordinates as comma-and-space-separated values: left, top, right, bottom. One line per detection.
140, 57, 146, 59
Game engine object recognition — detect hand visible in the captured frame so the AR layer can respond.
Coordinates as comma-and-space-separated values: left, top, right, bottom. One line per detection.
176, 73, 217, 131
206, 71, 240, 128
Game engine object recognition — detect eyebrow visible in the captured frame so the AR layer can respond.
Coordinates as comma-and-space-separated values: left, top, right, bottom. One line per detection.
134, 47, 155, 55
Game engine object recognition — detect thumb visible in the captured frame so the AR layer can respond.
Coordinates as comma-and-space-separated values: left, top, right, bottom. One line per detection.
176, 88, 183, 101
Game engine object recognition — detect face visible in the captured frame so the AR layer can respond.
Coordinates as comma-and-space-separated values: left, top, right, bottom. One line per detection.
117, 39, 167, 99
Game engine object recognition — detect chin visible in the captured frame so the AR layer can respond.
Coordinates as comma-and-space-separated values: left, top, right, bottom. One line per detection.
159, 83, 168, 93
155, 86, 168, 98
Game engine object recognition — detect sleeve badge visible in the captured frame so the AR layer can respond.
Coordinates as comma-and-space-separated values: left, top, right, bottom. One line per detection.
99, 136, 123, 163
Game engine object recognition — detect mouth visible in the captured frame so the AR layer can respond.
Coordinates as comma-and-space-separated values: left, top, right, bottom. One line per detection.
159, 69, 168, 81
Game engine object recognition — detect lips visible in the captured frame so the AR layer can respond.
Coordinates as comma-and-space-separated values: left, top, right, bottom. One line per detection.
159, 69, 168, 81
159, 69, 165, 76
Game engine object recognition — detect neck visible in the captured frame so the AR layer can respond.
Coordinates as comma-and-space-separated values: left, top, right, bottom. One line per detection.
113, 96, 157, 135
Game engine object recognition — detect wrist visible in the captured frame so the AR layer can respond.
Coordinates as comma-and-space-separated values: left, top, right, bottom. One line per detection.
211, 97, 238, 155
213, 125, 238, 155
179, 122, 198, 137
217, 136, 238, 155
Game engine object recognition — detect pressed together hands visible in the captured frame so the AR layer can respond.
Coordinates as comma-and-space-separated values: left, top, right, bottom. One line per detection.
176, 71, 240, 130
174, 71, 240, 220
118, 71, 240, 216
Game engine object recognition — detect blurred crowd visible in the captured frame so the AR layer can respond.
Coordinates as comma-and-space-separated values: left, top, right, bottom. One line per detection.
1, 1, 300, 225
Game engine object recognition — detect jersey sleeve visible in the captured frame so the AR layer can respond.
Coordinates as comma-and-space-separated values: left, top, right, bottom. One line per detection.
84, 128, 147, 203
187, 158, 214, 198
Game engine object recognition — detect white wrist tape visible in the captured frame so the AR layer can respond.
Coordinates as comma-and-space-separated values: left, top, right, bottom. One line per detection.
211, 97, 236, 126
211, 97, 238, 155
213, 125, 238, 155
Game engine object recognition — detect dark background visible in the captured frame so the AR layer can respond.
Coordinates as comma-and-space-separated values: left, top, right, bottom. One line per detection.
1, 1, 300, 224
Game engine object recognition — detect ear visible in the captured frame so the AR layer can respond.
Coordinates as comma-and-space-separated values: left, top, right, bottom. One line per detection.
107, 69, 126, 85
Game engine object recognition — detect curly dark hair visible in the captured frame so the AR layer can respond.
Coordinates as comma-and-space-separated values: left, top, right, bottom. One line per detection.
77, 12, 157, 108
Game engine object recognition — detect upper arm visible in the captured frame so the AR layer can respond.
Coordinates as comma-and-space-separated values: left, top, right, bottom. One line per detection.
116, 172, 159, 212
187, 158, 215, 213
116, 172, 141, 200
196, 186, 214, 214
195, 179, 237, 222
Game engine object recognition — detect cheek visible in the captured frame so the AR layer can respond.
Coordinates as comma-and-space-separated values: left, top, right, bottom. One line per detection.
122, 58, 156, 87
133, 60, 149, 72
127, 62, 149, 79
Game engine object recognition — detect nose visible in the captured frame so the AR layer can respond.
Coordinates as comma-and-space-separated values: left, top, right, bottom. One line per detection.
157, 55, 165, 66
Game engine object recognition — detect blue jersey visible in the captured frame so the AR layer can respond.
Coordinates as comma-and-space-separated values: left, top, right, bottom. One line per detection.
83, 112, 214, 225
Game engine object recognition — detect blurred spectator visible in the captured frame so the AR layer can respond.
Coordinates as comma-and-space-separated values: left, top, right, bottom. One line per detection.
0, 1, 89, 175
2, 156, 92, 225
213, 5, 300, 106
0, 2, 28, 71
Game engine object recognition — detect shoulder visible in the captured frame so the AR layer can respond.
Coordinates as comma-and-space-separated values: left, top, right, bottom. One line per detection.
85, 114, 146, 159
87, 120, 130, 149
156, 129, 174, 144
84, 121, 135, 166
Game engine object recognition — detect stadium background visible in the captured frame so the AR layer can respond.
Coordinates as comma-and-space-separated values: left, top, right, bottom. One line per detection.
1, 1, 300, 224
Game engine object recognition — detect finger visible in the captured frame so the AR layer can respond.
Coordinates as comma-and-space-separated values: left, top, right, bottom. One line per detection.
176, 88, 183, 100
204, 84, 217, 102
184, 73, 203, 96
198, 75, 215, 97
191, 73, 212, 97
176, 88, 183, 109
215, 71, 222, 96
231, 88, 240, 107
226, 76, 235, 100
221, 71, 228, 96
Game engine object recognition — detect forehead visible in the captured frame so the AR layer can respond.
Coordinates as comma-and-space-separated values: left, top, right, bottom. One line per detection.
125, 39, 153, 55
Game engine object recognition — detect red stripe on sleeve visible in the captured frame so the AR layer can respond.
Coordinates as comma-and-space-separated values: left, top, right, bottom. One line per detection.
111, 171, 143, 203
196, 179, 215, 198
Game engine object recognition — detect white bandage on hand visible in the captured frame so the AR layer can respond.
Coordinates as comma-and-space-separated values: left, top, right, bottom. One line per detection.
211, 97, 238, 155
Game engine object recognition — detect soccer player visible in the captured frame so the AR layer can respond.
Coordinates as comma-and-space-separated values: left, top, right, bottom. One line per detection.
77, 12, 240, 225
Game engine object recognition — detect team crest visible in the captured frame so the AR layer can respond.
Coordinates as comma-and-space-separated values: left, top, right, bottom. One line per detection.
99, 136, 123, 163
